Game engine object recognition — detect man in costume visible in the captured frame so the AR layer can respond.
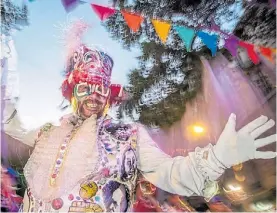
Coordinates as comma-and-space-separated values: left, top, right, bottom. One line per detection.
2, 43, 276, 212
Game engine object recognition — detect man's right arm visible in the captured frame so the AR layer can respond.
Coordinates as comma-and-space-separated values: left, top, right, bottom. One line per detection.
1, 37, 39, 147
2, 98, 39, 148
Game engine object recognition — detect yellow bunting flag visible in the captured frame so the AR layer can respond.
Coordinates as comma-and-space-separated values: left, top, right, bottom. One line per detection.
151, 19, 171, 43
121, 10, 144, 33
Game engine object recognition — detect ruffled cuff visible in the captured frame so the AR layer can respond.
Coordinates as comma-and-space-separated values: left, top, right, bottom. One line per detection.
194, 143, 226, 201
194, 143, 226, 180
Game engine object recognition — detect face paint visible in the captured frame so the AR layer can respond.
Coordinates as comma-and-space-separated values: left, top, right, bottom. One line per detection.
74, 83, 110, 99
73, 82, 110, 119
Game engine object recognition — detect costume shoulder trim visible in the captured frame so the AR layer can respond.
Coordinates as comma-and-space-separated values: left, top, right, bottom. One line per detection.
37, 123, 53, 138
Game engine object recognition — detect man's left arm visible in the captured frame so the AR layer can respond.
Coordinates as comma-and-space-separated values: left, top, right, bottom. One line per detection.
136, 124, 223, 200
136, 114, 276, 200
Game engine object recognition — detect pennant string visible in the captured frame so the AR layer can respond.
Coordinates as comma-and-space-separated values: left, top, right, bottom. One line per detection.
57, 2, 275, 62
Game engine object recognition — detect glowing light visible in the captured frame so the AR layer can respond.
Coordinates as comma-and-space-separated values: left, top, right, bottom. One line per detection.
223, 184, 242, 193
193, 125, 204, 133
228, 184, 241, 191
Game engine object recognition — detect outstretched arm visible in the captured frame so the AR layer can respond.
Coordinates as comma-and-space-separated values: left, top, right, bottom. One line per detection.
136, 125, 222, 200
1, 38, 38, 147
2, 96, 39, 148
136, 114, 276, 200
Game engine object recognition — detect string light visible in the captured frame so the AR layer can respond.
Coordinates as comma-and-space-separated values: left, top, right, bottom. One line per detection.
193, 125, 204, 133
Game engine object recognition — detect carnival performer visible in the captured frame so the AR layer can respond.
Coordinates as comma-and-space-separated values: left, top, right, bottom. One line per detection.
2, 42, 276, 212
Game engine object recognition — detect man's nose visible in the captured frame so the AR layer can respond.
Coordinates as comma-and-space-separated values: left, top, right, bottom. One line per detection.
88, 92, 100, 100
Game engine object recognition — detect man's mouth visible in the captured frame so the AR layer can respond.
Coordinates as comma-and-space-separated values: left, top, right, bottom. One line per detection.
85, 102, 97, 108
84, 101, 98, 111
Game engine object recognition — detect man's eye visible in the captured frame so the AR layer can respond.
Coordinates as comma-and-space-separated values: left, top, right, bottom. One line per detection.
97, 86, 108, 93
79, 86, 89, 92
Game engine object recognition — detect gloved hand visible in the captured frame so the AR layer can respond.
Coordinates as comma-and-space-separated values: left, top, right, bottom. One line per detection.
213, 114, 276, 168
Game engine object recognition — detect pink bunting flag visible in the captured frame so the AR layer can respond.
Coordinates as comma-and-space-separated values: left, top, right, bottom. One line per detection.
224, 36, 239, 57
239, 41, 260, 64
91, 4, 116, 21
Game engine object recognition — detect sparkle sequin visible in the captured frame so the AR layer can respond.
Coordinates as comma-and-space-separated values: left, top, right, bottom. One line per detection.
68, 194, 74, 201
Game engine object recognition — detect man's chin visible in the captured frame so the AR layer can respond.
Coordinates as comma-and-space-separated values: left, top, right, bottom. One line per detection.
79, 109, 99, 119
81, 112, 97, 119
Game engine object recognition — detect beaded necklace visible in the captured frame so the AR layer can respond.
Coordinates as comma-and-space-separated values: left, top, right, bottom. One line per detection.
49, 119, 83, 187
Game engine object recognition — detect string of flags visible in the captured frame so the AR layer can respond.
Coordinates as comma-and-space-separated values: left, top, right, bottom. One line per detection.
29, 0, 276, 64
90, 3, 276, 64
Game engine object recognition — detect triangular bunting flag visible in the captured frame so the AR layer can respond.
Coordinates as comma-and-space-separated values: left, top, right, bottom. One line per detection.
259, 46, 273, 62
173, 26, 195, 51
210, 19, 221, 32
239, 41, 260, 64
152, 19, 171, 43
197, 31, 218, 56
121, 10, 144, 33
91, 4, 116, 21
224, 36, 239, 57
61, 0, 79, 12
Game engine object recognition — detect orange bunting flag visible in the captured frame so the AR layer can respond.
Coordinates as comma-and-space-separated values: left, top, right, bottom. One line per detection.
91, 4, 116, 21
121, 10, 144, 33
151, 19, 171, 43
259, 46, 274, 62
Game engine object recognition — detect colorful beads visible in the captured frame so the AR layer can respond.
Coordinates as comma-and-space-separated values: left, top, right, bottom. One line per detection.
49, 123, 81, 186
68, 194, 74, 201
95, 196, 100, 202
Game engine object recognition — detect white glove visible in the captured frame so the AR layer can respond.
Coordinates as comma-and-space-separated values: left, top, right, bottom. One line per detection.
213, 113, 276, 168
